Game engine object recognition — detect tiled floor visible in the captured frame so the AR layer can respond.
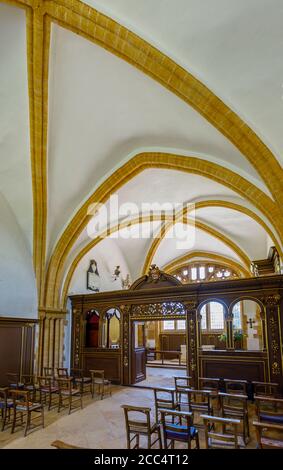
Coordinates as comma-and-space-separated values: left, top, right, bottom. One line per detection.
1, 383, 258, 449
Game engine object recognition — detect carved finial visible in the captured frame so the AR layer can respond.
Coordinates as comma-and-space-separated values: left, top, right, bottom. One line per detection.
147, 264, 162, 283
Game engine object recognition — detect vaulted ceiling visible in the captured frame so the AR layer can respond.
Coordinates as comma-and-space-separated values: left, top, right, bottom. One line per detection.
0, 0, 282, 315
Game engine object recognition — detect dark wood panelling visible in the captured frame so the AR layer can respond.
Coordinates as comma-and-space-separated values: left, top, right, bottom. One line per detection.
0, 317, 37, 386
83, 349, 121, 384
200, 351, 268, 382
160, 333, 186, 358
131, 348, 146, 383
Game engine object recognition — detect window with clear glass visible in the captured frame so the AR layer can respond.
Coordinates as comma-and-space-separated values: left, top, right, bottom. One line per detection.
210, 302, 224, 330
200, 305, 207, 330
191, 267, 197, 280
177, 320, 186, 330
199, 266, 206, 279
232, 302, 242, 329
163, 320, 175, 330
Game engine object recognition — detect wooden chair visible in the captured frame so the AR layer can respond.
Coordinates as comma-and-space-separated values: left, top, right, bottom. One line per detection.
121, 404, 162, 449
160, 409, 199, 449
57, 368, 69, 379
179, 390, 213, 423
199, 377, 220, 409
10, 389, 44, 436
252, 381, 279, 398
154, 387, 179, 424
254, 396, 283, 425
57, 377, 83, 414
253, 421, 283, 449
38, 376, 59, 410
22, 374, 38, 402
71, 368, 92, 396
219, 392, 249, 444
43, 367, 55, 379
174, 376, 192, 401
89, 370, 111, 399
0, 387, 13, 431
6, 372, 24, 390
51, 440, 86, 449
201, 414, 241, 449
224, 379, 248, 395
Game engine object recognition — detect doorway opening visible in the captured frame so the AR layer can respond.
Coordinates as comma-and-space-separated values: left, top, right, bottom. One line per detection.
132, 318, 188, 389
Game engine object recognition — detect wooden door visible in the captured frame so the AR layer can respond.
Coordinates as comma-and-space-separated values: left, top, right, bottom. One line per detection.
131, 322, 146, 383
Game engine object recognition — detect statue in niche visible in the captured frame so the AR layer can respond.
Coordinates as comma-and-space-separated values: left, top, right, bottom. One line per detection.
87, 259, 100, 292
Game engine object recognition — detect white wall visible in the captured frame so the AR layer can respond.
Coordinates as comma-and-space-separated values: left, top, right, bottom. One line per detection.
0, 193, 37, 317
68, 238, 131, 295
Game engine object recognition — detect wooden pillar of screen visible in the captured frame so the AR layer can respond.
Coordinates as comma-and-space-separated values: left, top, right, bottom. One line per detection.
185, 300, 198, 388
120, 304, 131, 385
263, 295, 282, 386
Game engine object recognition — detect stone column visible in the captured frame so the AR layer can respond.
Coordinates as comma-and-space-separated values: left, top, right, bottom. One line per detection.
38, 308, 68, 373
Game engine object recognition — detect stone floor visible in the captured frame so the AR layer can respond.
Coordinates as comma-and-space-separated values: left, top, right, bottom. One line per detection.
1, 382, 259, 449
134, 366, 185, 388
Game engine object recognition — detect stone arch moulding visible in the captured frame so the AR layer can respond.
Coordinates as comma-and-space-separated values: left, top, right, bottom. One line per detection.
162, 251, 251, 278
61, 215, 251, 309
3, 0, 283, 308
45, 152, 283, 309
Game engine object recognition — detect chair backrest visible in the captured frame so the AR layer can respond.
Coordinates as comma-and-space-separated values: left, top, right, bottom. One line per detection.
57, 377, 73, 393
121, 404, 151, 435
10, 389, 33, 411
57, 368, 69, 378
38, 375, 53, 389
224, 379, 247, 395
219, 392, 248, 414
22, 374, 35, 386
254, 396, 283, 424
201, 414, 240, 449
6, 372, 22, 388
252, 381, 279, 398
70, 368, 84, 379
154, 387, 177, 410
43, 367, 54, 379
90, 369, 105, 380
174, 376, 192, 391
199, 377, 220, 392
253, 421, 283, 449
185, 389, 212, 412
160, 409, 194, 441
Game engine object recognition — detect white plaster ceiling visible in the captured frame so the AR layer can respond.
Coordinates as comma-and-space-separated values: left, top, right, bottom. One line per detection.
153, 224, 244, 269
85, 0, 283, 164
47, 22, 269, 256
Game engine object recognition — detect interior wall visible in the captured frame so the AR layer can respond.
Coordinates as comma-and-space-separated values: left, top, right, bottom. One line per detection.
0, 193, 37, 318
68, 239, 131, 295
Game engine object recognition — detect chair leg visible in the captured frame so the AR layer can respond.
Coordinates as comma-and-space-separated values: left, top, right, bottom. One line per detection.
24, 412, 30, 437
195, 432, 200, 449
11, 409, 17, 434
158, 427, 163, 449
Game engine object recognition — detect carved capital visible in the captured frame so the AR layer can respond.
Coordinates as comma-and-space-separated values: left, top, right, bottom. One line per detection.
262, 294, 281, 307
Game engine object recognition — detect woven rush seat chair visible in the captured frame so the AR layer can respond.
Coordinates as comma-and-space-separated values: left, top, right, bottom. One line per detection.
252, 381, 280, 399
11, 389, 44, 436
224, 379, 248, 396
253, 421, 283, 449
38, 376, 59, 410
6, 373, 24, 390
71, 368, 92, 395
199, 377, 221, 410
121, 404, 162, 449
219, 392, 249, 444
57, 377, 83, 414
201, 414, 243, 449
154, 387, 180, 424
89, 370, 111, 399
160, 409, 199, 449
0, 387, 14, 431
254, 396, 283, 425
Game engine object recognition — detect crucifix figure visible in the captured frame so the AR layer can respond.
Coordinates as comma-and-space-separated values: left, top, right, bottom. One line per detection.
247, 317, 256, 329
